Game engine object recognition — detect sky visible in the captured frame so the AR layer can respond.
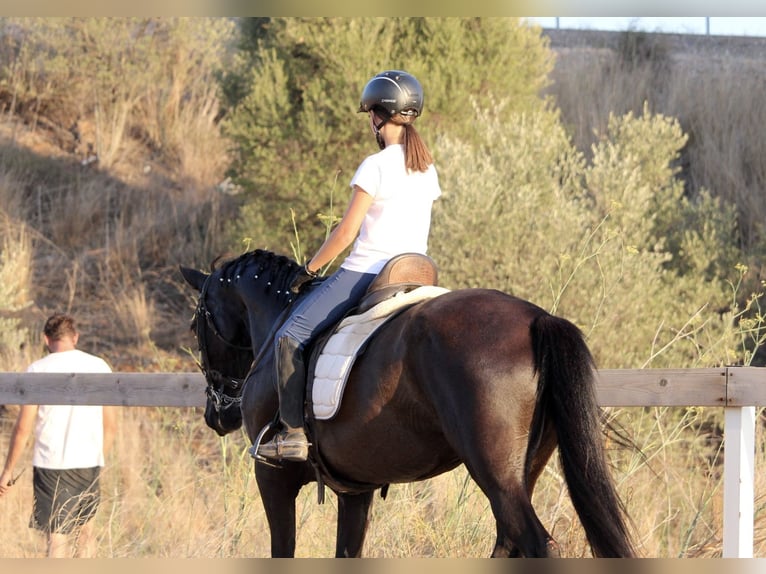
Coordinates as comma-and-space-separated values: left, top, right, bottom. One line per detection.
525, 17, 766, 37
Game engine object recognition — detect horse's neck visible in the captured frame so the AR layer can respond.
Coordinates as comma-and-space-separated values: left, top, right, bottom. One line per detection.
244, 293, 291, 356
235, 251, 297, 350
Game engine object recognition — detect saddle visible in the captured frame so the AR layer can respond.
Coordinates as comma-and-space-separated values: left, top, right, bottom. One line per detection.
305, 253, 442, 422
355, 252, 439, 314
308, 254, 441, 498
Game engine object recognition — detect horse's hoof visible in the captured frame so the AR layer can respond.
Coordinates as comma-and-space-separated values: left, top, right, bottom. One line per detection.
546, 537, 561, 557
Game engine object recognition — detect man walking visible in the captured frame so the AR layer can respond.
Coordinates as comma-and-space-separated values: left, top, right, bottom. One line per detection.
0, 313, 117, 557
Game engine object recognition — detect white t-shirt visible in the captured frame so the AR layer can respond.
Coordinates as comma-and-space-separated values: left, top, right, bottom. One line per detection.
343, 144, 441, 274
27, 349, 112, 469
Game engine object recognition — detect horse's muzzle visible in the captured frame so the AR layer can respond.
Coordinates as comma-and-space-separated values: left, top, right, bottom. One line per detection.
204, 393, 243, 436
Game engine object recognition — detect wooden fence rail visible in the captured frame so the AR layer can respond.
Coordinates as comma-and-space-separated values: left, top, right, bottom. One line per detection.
1, 367, 765, 558
0, 371, 206, 407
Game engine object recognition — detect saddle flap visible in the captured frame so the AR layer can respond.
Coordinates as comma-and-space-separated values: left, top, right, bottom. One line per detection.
309, 285, 450, 421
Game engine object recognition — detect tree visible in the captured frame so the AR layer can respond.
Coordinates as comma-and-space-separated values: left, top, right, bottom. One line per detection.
221, 17, 553, 258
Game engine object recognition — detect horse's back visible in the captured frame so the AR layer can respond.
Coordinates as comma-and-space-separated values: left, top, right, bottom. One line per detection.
314, 288, 546, 484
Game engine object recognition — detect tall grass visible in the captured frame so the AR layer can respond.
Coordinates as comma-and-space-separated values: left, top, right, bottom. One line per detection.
0, 140, 234, 367
0, 175, 35, 371
1, 403, 764, 557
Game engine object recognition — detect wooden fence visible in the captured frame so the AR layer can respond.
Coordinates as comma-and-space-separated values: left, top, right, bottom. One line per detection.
1, 367, 764, 558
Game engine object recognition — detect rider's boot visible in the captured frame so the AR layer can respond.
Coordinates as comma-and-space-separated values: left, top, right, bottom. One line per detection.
257, 336, 310, 462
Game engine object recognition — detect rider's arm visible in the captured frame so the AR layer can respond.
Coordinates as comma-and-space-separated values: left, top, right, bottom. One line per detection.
307, 186, 373, 273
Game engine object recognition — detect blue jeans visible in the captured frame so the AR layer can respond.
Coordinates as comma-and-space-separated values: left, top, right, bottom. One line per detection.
276, 267, 376, 350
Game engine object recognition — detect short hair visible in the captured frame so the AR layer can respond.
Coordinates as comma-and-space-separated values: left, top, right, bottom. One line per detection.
43, 313, 78, 341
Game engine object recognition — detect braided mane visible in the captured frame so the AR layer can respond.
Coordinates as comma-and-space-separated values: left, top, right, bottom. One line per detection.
213, 249, 302, 301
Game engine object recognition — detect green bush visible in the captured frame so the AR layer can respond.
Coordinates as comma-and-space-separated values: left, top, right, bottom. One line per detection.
431, 102, 741, 369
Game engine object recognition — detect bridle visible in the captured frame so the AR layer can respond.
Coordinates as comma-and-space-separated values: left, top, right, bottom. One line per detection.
194, 273, 251, 413
194, 258, 303, 414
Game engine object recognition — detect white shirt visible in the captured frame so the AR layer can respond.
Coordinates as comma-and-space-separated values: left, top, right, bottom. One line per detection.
343, 144, 441, 274
27, 349, 112, 469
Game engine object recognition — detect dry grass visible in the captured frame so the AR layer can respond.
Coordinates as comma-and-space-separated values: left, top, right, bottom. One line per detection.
1, 404, 764, 557
0, 128, 234, 369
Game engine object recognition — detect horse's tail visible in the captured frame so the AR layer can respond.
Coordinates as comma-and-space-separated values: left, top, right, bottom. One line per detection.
526, 312, 636, 558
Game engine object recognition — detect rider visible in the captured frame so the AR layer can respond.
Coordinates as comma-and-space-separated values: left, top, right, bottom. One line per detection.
257, 70, 442, 462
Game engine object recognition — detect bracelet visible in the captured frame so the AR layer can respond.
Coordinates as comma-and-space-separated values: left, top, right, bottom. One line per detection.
305, 265, 318, 277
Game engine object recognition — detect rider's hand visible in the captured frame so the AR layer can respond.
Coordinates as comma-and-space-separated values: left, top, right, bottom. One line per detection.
290, 265, 318, 294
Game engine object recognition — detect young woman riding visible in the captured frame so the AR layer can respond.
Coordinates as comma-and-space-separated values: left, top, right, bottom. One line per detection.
257, 69, 442, 462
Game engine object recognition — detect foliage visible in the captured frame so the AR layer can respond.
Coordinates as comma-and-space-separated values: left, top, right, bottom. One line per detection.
549, 30, 766, 270
431, 101, 741, 369
221, 17, 553, 256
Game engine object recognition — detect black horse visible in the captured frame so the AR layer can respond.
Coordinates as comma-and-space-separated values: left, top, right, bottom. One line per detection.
180, 249, 636, 558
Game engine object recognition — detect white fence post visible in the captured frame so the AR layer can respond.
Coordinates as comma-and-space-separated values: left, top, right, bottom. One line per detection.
722, 406, 755, 558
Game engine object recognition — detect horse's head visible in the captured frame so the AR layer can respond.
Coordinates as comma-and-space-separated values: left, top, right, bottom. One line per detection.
180, 264, 253, 435
180, 251, 302, 436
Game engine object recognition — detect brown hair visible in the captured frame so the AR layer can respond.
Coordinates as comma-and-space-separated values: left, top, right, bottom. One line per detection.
390, 114, 433, 173
43, 313, 78, 341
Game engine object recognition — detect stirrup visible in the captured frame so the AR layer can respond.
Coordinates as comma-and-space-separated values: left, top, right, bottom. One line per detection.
257, 429, 310, 462
250, 423, 311, 465
250, 422, 282, 468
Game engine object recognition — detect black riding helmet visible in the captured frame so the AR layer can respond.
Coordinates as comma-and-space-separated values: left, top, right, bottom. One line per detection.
358, 70, 424, 119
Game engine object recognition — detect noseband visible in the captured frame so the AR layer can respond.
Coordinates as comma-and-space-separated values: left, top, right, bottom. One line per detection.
194, 273, 251, 413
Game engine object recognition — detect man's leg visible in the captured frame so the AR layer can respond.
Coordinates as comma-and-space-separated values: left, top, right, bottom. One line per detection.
47, 531, 70, 558
74, 520, 96, 558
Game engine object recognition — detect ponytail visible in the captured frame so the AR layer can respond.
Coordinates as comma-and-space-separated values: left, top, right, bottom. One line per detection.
400, 121, 433, 173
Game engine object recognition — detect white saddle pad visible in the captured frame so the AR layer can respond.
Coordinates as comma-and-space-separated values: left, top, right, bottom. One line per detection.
311, 285, 450, 420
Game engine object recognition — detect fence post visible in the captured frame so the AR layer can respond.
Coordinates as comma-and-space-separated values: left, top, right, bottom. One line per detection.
722, 405, 755, 557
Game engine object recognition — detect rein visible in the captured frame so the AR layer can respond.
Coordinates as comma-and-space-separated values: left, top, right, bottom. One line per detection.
195, 272, 249, 412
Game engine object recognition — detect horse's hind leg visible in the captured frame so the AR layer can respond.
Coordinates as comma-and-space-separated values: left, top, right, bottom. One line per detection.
335, 490, 375, 557
465, 433, 558, 557
486, 484, 557, 557
496, 425, 560, 557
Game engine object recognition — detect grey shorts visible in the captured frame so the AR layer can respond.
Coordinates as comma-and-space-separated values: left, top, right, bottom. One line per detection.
31, 466, 101, 534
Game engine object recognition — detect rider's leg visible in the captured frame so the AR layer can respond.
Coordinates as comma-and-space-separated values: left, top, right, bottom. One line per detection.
256, 268, 376, 462
257, 335, 310, 461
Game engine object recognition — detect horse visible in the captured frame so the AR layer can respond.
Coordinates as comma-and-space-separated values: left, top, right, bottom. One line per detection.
180, 249, 636, 558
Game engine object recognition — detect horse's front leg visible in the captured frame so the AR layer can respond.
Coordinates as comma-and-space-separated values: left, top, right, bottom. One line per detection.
255, 463, 306, 557
335, 490, 375, 557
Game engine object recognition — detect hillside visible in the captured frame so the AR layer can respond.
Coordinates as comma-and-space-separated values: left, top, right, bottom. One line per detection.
0, 101, 232, 372
3, 22, 766, 372
543, 27, 766, 68
540, 27, 766, 270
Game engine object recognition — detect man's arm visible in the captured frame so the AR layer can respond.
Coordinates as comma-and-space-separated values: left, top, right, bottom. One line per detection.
0, 404, 38, 496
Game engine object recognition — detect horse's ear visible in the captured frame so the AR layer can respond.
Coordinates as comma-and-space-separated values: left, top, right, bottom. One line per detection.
179, 266, 208, 291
